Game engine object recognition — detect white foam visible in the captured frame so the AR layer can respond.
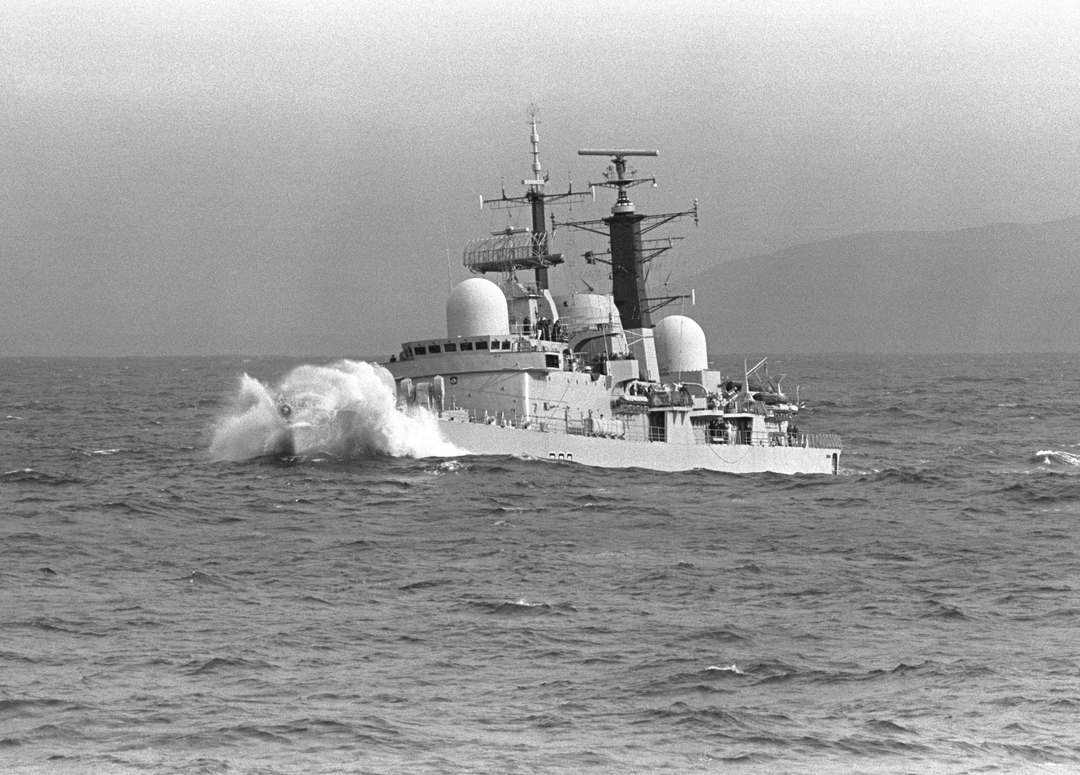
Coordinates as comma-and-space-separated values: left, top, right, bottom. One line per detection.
209, 360, 460, 462
707, 664, 745, 674
1035, 449, 1080, 467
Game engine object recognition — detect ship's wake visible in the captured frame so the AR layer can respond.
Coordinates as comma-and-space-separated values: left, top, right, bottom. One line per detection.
209, 360, 460, 462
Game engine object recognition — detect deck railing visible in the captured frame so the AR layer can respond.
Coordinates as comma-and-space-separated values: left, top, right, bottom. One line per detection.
793, 433, 843, 450
445, 409, 841, 450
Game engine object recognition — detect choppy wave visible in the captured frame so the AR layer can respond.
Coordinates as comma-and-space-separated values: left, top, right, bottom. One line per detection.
1034, 449, 1080, 467
7, 354, 1080, 773
0, 468, 84, 486
209, 360, 459, 462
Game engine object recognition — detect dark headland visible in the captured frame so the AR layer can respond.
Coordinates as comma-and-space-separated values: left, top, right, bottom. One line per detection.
688, 215, 1080, 354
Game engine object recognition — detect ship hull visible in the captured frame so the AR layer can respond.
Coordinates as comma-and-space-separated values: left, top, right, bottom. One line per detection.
436, 416, 840, 474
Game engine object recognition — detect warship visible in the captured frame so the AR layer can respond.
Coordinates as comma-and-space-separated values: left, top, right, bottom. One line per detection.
381, 116, 841, 474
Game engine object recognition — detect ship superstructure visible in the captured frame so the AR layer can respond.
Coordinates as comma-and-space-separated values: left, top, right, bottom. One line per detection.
383, 115, 841, 473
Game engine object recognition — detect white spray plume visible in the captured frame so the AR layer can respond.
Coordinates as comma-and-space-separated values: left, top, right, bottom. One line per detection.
209, 360, 460, 462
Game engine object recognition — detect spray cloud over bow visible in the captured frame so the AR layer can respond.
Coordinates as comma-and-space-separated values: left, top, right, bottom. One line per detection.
210, 360, 459, 462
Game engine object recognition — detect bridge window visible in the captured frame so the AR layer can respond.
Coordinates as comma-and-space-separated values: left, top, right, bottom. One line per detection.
476, 341, 489, 350
445, 343, 457, 352
461, 342, 474, 351
414, 346, 427, 355
429, 344, 441, 354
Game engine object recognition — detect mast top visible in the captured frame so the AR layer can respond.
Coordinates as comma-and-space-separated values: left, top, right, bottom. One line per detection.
482, 107, 587, 212
578, 149, 659, 158
526, 105, 544, 188
579, 149, 659, 215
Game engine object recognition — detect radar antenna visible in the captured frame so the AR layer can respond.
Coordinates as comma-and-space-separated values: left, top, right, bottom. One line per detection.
578, 149, 658, 215
471, 106, 591, 289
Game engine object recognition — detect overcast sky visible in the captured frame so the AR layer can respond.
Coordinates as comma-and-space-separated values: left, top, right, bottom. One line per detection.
2, 0, 1077, 357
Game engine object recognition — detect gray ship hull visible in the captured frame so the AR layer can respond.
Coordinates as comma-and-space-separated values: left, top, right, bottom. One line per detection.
436, 414, 840, 474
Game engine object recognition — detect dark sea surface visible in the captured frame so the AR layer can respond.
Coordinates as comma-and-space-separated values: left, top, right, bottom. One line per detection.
2, 353, 1079, 774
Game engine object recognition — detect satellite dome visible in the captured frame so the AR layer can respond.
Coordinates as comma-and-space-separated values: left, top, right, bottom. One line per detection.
654, 315, 708, 373
446, 278, 509, 338
554, 293, 624, 332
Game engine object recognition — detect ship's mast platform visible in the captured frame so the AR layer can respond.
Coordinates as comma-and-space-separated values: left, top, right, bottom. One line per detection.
463, 228, 564, 275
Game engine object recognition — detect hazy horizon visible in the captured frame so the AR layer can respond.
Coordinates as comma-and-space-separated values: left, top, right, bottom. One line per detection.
3, 1, 1078, 357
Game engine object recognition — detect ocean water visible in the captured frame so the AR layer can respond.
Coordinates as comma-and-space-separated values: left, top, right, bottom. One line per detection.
2, 353, 1079, 774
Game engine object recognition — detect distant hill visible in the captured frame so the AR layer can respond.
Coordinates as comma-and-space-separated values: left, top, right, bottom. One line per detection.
680, 216, 1080, 353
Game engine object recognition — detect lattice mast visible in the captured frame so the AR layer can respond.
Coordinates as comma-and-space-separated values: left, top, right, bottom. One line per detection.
472, 107, 590, 289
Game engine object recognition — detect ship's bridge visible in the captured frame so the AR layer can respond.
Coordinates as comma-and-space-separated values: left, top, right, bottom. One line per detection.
387, 333, 584, 385
395, 334, 572, 368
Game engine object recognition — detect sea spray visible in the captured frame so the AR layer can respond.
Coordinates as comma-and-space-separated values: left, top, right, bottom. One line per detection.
210, 360, 459, 462
209, 374, 292, 461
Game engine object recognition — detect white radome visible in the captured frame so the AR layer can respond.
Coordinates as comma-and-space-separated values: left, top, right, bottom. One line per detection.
654, 315, 709, 373
446, 278, 510, 338
555, 293, 624, 331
